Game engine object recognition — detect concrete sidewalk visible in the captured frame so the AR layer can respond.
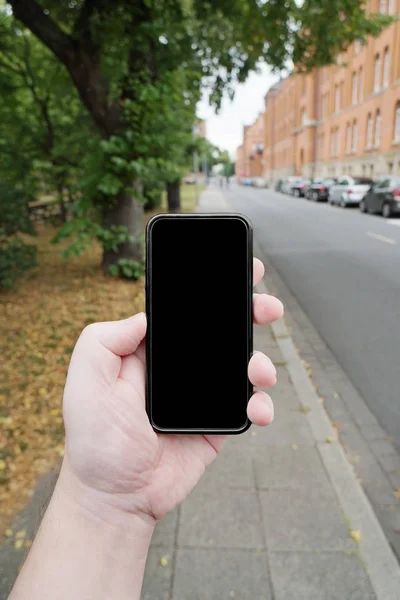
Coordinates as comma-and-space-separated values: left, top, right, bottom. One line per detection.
141, 188, 400, 599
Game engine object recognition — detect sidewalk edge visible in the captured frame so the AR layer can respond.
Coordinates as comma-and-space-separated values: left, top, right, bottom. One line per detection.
257, 276, 400, 600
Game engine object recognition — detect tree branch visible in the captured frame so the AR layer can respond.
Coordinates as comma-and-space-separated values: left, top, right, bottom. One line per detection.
9, 0, 116, 138
21, 36, 55, 153
9, 0, 77, 66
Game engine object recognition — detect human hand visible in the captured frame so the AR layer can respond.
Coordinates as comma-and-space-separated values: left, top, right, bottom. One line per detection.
59, 258, 284, 526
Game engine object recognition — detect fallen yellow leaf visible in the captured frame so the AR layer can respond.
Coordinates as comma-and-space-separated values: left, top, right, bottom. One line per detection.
291, 444, 298, 450
16, 529, 26, 539
14, 539, 24, 549
0, 460, 6, 471
4, 529, 13, 537
394, 489, 400, 500
160, 556, 169, 567
326, 437, 335, 444
39, 388, 47, 397
350, 529, 361, 543
299, 406, 311, 413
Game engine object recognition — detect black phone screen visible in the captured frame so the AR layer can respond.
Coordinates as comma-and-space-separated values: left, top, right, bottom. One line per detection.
146, 214, 252, 433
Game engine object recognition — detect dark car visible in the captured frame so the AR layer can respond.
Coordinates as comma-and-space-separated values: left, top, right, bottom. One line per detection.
291, 179, 311, 197
275, 179, 284, 192
360, 176, 400, 218
306, 178, 337, 202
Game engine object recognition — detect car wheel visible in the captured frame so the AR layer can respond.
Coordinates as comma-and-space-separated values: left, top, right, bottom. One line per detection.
340, 196, 347, 208
293, 189, 300, 197
312, 191, 319, 202
382, 203, 392, 219
359, 199, 367, 213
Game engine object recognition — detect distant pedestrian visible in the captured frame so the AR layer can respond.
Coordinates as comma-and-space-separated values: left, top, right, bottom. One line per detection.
226, 176, 230, 188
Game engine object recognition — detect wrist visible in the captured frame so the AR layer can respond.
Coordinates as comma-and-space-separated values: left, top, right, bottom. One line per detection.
55, 455, 155, 547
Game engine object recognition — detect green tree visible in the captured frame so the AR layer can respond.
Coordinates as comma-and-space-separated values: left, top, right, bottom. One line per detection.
0, 12, 95, 219
7, 0, 393, 275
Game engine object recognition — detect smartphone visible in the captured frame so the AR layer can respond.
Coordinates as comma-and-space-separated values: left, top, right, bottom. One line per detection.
145, 213, 253, 434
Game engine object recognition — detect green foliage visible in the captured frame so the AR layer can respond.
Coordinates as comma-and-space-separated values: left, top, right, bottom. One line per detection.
4, 0, 395, 277
0, 238, 37, 290
0, 183, 35, 237
143, 182, 163, 212
108, 259, 144, 281
0, 182, 37, 289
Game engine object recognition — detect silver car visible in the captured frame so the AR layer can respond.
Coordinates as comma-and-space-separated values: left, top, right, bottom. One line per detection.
328, 176, 374, 207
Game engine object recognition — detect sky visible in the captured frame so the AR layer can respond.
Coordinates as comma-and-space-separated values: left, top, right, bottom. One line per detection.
197, 64, 279, 158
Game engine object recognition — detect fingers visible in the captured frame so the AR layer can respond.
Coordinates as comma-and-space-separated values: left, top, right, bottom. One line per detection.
247, 391, 274, 426
253, 258, 265, 286
248, 352, 277, 387
253, 293, 284, 325
81, 313, 147, 357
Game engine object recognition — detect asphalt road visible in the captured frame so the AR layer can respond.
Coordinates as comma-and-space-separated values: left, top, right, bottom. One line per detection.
226, 183, 400, 446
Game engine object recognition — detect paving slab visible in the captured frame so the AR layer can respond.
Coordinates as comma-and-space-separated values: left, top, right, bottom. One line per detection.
173, 549, 272, 600
254, 445, 330, 489
260, 487, 354, 552
141, 547, 173, 600
179, 487, 264, 549
269, 552, 375, 600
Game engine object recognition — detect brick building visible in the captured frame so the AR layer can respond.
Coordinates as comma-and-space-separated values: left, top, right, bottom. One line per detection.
235, 114, 264, 179
239, 0, 400, 184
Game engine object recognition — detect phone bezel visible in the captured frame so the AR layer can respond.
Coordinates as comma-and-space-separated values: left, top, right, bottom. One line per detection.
145, 213, 253, 435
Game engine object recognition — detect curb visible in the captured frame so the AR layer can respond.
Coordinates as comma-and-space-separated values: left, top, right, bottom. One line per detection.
257, 273, 400, 600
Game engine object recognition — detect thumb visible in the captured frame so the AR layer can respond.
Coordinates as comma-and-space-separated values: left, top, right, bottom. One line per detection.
79, 312, 147, 357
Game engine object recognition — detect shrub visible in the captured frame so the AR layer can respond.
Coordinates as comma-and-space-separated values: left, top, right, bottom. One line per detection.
0, 183, 37, 290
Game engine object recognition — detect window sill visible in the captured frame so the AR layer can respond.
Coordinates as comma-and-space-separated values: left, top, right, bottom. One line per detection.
392, 139, 400, 147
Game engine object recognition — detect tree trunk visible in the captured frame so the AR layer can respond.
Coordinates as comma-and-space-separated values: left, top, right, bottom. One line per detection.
101, 186, 144, 274
167, 180, 181, 213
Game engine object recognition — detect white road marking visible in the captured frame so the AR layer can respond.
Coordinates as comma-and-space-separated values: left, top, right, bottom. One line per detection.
386, 219, 400, 227
367, 232, 397, 245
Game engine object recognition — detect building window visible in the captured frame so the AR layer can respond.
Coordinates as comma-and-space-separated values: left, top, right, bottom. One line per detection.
359, 66, 364, 102
352, 120, 358, 152
354, 40, 361, 55
366, 113, 373, 148
383, 48, 390, 88
394, 101, 400, 142
388, 0, 395, 15
379, 0, 386, 13
346, 123, 352, 153
352, 72, 358, 105
335, 128, 340, 157
335, 85, 340, 112
374, 110, 382, 147
374, 54, 381, 92
321, 95, 326, 118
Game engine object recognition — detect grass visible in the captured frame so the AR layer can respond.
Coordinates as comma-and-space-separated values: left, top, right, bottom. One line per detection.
0, 183, 202, 533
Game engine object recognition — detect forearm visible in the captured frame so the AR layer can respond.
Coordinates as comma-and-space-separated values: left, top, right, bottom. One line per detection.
10, 462, 154, 600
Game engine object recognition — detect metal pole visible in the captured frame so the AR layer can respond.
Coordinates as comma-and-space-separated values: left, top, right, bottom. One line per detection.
202, 155, 208, 185
193, 150, 199, 206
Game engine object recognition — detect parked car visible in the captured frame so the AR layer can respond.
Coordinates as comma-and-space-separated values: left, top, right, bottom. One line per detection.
360, 176, 400, 218
240, 177, 253, 186
253, 177, 269, 188
306, 178, 337, 202
328, 176, 374, 207
184, 175, 196, 184
281, 176, 304, 195
291, 179, 311, 197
